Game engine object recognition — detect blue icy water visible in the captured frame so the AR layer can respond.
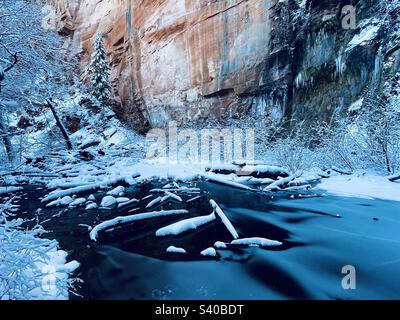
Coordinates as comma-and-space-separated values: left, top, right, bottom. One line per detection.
11, 181, 400, 300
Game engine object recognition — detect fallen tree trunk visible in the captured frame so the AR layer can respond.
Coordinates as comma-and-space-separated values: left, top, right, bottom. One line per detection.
331, 166, 353, 175
388, 173, 400, 182
263, 172, 302, 192
46, 99, 73, 150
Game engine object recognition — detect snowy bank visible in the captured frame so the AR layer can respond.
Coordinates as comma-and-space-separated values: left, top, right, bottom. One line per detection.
0, 218, 79, 300
316, 174, 400, 202
0, 186, 23, 195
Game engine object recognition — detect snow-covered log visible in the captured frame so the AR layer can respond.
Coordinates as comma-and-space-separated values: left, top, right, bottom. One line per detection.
164, 191, 182, 202
331, 166, 353, 175
202, 173, 253, 191
145, 196, 163, 208
186, 196, 201, 203
263, 172, 302, 192
210, 199, 239, 239
150, 187, 200, 193
231, 237, 282, 247
46, 196, 74, 208
155, 213, 216, 237
117, 198, 139, 208
0, 186, 23, 195
239, 165, 290, 179
146, 192, 182, 209
90, 209, 189, 241
41, 173, 140, 203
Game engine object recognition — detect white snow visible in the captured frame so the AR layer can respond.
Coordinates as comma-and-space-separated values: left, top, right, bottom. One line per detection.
100, 196, 117, 207
202, 172, 254, 191
146, 192, 182, 208
107, 186, 125, 196
200, 247, 217, 257
85, 202, 98, 210
146, 196, 163, 208
42, 172, 140, 203
155, 213, 216, 237
214, 241, 227, 249
29, 248, 79, 300
0, 216, 79, 300
206, 164, 240, 172
117, 198, 139, 208
69, 198, 86, 207
90, 209, 189, 241
349, 98, 364, 112
263, 172, 301, 191
231, 237, 283, 247
0, 186, 23, 194
164, 191, 182, 202
186, 195, 201, 203
46, 196, 74, 207
317, 174, 400, 202
241, 165, 289, 175
116, 197, 130, 203
245, 177, 275, 185
166, 246, 187, 254
210, 199, 239, 239
150, 187, 200, 193
346, 24, 380, 52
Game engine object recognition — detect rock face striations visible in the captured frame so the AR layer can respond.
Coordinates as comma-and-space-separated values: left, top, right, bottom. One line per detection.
47, 0, 399, 131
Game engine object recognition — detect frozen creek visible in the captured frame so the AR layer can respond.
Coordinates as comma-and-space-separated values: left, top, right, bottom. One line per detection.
9, 179, 400, 300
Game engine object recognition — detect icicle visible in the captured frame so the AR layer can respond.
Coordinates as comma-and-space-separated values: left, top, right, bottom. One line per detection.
335, 55, 346, 78
372, 50, 383, 89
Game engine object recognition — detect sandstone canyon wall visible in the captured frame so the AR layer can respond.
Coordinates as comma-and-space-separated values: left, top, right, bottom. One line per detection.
46, 0, 399, 131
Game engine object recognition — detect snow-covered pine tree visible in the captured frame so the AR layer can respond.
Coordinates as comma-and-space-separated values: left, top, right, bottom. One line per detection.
89, 35, 112, 103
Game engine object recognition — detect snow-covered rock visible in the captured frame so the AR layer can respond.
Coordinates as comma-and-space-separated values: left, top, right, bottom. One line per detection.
200, 247, 217, 257
46, 196, 74, 207
100, 196, 117, 207
69, 198, 86, 207
214, 241, 227, 249
166, 246, 187, 254
85, 202, 98, 210
107, 186, 125, 196
60, 196, 74, 206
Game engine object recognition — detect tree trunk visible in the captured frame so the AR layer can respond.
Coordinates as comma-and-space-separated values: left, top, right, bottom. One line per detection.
0, 115, 14, 163
46, 99, 73, 150
388, 173, 400, 182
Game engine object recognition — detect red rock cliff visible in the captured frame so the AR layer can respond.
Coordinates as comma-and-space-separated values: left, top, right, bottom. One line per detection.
47, 0, 289, 130
47, 1, 390, 132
